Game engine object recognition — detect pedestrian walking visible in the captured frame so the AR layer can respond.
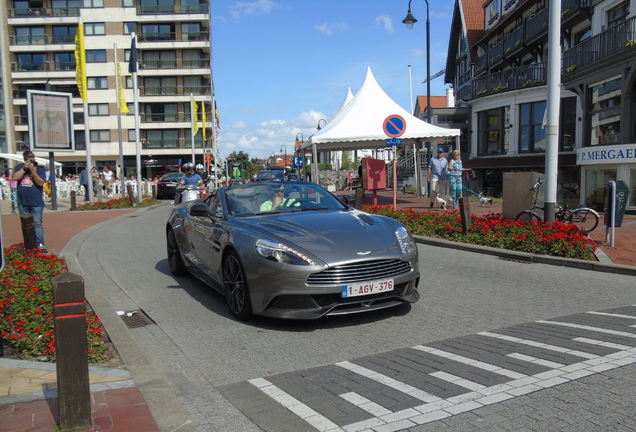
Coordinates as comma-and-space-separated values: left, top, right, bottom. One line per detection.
448, 150, 472, 208
11, 150, 48, 253
427, 148, 449, 206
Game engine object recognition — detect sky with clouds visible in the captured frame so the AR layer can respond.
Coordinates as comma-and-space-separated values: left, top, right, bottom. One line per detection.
212, 0, 456, 161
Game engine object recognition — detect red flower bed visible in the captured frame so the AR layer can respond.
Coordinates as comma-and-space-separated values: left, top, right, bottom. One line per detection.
0, 245, 109, 362
362, 205, 597, 261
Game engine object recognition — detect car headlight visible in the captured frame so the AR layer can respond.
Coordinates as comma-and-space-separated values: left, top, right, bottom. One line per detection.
395, 226, 417, 256
255, 240, 316, 266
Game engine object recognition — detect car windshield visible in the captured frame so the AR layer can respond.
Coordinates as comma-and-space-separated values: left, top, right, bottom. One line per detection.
225, 181, 348, 217
256, 171, 284, 180
161, 173, 183, 181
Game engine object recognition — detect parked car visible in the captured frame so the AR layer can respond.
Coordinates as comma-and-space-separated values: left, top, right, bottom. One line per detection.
166, 181, 420, 320
254, 170, 285, 182
156, 172, 183, 199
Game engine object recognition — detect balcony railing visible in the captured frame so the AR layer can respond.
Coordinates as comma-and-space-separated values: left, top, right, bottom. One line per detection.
465, 63, 547, 100
8, 7, 80, 17
141, 59, 209, 69
563, 15, 636, 73
140, 85, 210, 96
137, 4, 209, 15
524, 7, 548, 41
142, 139, 204, 150
9, 34, 76, 45
11, 61, 77, 72
138, 31, 209, 42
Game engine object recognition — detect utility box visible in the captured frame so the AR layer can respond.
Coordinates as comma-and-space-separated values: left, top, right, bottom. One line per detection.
502, 172, 545, 220
604, 180, 630, 227
361, 158, 386, 190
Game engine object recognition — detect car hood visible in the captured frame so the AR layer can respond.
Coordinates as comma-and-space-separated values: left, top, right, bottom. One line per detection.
241, 210, 403, 263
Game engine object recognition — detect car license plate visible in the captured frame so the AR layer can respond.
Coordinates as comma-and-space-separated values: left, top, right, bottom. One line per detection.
341, 279, 394, 298
166, 182, 177, 186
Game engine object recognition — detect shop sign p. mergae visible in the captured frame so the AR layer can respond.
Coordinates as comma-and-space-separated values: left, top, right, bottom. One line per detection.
576, 144, 636, 165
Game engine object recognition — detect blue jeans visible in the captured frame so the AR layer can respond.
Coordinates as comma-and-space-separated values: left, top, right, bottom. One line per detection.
18, 204, 45, 246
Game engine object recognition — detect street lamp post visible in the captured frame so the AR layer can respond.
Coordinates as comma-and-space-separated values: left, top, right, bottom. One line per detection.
280, 144, 287, 170
404, 0, 431, 198
295, 133, 304, 180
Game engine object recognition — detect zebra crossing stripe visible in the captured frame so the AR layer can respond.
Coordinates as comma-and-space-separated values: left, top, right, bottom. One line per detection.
573, 337, 633, 350
248, 378, 344, 432
412, 345, 528, 380
586, 311, 636, 320
429, 371, 486, 391
336, 361, 442, 403
536, 320, 636, 338
478, 331, 599, 359
506, 353, 565, 369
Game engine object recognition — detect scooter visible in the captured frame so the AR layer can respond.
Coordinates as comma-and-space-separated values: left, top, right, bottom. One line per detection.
174, 185, 203, 205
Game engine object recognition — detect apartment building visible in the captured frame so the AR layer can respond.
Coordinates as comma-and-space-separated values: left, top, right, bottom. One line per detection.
2, 0, 214, 179
445, 0, 636, 211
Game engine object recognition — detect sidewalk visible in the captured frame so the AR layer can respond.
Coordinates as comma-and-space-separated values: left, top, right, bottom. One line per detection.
1, 191, 634, 432
1, 196, 159, 432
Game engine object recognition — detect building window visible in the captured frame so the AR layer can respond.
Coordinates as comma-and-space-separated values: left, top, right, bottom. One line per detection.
146, 130, 179, 149
574, 27, 591, 45
590, 78, 621, 146
83, 0, 104, 7
85, 23, 106, 36
15, 27, 45, 45
54, 52, 75, 71
89, 103, 109, 116
123, 0, 134, 7
88, 77, 108, 89
143, 77, 177, 95
181, 23, 201, 41
124, 22, 136, 34
140, 0, 175, 14
486, 0, 500, 24
560, 97, 577, 151
478, 107, 508, 155
141, 23, 173, 41
86, 49, 107, 63
607, 2, 630, 28
144, 103, 178, 122
519, 101, 546, 153
52, 25, 77, 43
143, 50, 176, 68
17, 53, 46, 71
128, 129, 135, 141
90, 130, 110, 142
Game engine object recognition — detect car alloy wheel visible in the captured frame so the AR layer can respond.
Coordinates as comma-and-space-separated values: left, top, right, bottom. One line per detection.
167, 229, 186, 275
223, 250, 253, 320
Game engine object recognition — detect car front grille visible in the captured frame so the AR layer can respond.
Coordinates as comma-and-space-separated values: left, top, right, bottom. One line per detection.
306, 259, 412, 286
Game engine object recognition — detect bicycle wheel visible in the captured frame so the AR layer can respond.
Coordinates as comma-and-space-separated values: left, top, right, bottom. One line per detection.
515, 210, 541, 224
568, 208, 599, 233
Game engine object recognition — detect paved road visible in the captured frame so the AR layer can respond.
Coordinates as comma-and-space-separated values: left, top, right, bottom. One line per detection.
68, 204, 636, 431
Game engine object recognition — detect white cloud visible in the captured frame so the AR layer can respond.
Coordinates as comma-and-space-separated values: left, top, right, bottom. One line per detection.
314, 23, 348, 36
375, 15, 394, 34
412, 48, 425, 57
230, 0, 280, 19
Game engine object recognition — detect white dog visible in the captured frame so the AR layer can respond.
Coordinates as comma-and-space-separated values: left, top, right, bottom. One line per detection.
479, 192, 493, 207
434, 195, 447, 210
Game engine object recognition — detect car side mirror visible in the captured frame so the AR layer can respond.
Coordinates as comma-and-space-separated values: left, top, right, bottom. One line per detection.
189, 203, 210, 217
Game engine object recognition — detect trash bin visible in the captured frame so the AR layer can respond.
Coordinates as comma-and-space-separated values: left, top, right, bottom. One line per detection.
604, 180, 630, 227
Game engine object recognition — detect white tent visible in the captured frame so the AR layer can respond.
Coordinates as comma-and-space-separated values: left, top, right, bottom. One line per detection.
301, 67, 460, 152
0, 153, 63, 169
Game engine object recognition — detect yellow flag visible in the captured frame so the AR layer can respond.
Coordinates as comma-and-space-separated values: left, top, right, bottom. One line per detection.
117, 63, 129, 114
74, 22, 87, 102
201, 101, 206, 140
192, 96, 199, 136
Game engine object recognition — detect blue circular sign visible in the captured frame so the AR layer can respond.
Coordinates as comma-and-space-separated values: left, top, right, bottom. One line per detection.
383, 115, 406, 138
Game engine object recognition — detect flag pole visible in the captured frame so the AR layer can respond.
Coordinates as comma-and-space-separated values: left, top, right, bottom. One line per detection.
113, 43, 126, 198
75, 19, 92, 202
190, 93, 196, 164
130, 32, 142, 203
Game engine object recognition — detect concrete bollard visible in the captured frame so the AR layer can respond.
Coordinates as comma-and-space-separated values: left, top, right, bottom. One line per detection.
126, 184, 136, 207
20, 214, 38, 250
52, 272, 92, 431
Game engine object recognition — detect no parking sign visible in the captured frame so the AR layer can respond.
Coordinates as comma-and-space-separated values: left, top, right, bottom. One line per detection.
383, 114, 406, 138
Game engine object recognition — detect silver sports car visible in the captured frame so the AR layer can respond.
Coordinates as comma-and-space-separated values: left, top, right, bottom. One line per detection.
166, 181, 420, 320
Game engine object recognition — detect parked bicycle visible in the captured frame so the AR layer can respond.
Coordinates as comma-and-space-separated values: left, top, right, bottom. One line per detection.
515, 179, 600, 232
